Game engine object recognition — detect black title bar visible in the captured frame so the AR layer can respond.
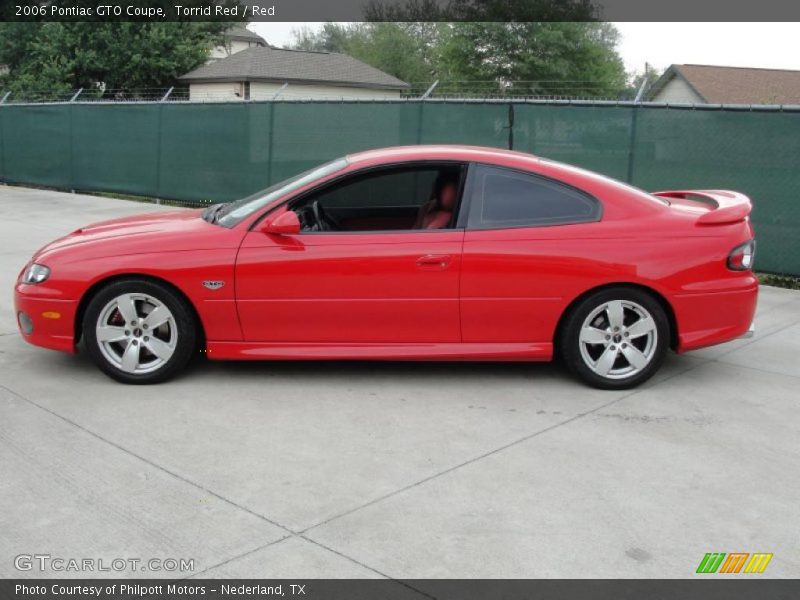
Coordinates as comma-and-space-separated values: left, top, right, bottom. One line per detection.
2, 579, 800, 600
2, 0, 800, 22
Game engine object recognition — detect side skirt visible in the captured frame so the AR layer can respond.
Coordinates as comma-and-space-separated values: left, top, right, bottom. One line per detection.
205, 341, 553, 362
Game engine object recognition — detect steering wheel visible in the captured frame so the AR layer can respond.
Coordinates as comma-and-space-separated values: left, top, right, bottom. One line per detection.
311, 200, 333, 231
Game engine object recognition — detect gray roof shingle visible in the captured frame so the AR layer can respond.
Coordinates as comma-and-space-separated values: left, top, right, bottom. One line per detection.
180, 46, 409, 89
649, 64, 800, 105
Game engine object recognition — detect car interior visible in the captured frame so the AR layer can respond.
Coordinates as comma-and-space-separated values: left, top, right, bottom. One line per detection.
289, 164, 464, 232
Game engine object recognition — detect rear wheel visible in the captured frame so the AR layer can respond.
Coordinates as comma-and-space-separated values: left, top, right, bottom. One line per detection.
559, 287, 669, 390
83, 279, 196, 384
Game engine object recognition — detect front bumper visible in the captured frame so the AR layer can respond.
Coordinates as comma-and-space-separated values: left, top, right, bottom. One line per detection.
14, 285, 78, 353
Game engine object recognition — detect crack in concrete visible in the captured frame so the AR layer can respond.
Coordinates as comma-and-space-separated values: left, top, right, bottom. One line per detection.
714, 359, 800, 380
1, 316, 794, 582
707, 317, 800, 379
299, 357, 711, 535
184, 535, 292, 579
0, 382, 293, 533
0, 383, 414, 584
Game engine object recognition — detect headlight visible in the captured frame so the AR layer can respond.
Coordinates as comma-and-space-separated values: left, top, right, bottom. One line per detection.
22, 263, 51, 284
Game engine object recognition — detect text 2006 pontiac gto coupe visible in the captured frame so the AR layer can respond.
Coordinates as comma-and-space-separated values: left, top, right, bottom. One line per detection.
15, 145, 757, 388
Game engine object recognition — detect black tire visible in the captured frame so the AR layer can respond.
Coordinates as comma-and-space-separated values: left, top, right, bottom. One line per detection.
559, 287, 669, 390
82, 279, 197, 384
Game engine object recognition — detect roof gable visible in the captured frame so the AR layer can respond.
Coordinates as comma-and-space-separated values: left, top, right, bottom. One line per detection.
224, 26, 267, 46
181, 46, 410, 90
649, 64, 800, 105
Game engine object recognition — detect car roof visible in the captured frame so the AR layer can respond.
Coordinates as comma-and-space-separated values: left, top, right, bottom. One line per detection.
347, 145, 541, 168
345, 145, 664, 212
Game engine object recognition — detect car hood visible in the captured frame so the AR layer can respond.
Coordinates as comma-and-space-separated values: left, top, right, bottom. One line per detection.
33, 208, 222, 259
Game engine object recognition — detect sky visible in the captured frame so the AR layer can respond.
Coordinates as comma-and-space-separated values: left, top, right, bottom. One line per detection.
614, 23, 800, 74
250, 22, 800, 76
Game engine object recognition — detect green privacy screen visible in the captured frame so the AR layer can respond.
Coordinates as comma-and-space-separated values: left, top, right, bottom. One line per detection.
629, 108, 800, 278
0, 100, 798, 274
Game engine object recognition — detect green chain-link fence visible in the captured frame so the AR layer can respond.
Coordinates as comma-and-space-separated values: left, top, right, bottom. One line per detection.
0, 100, 798, 274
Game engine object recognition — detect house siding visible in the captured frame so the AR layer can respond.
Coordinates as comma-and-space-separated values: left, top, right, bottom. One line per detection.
188, 82, 247, 101
651, 77, 704, 104
189, 81, 403, 102
250, 82, 401, 100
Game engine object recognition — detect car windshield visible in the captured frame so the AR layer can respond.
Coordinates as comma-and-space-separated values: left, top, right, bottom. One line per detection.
214, 158, 349, 227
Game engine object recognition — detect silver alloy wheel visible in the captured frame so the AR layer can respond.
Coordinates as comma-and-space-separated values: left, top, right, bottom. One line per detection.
578, 299, 658, 380
95, 293, 178, 374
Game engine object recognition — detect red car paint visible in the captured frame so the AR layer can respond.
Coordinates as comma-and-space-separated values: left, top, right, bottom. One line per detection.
14, 145, 757, 363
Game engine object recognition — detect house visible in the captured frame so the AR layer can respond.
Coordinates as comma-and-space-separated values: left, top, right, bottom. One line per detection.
209, 26, 268, 61
647, 64, 800, 105
180, 45, 410, 101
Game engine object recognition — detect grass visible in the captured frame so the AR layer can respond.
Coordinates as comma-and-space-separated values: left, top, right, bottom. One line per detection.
0, 181, 212, 209
90, 191, 211, 209
758, 273, 800, 290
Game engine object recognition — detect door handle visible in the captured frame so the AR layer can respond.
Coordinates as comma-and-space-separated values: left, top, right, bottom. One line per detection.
416, 254, 451, 269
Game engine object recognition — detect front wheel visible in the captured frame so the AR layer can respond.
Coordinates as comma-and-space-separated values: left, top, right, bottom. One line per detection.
559, 288, 669, 390
83, 279, 197, 384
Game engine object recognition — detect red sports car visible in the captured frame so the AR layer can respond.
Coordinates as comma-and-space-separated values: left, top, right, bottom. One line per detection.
14, 145, 757, 388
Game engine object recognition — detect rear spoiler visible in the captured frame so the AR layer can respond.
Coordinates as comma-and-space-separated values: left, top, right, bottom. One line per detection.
652, 190, 752, 225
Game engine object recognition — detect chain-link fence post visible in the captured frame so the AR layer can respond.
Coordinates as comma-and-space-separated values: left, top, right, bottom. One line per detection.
68, 103, 75, 191
507, 102, 515, 150
416, 101, 424, 144
155, 101, 165, 201
0, 100, 5, 184
266, 101, 276, 186
626, 104, 640, 183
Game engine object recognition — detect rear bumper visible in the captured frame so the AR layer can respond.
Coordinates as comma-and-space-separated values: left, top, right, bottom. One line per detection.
14, 285, 77, 354
673, 281, 758, 352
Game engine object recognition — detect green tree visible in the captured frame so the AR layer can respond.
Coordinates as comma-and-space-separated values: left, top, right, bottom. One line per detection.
291, 23, 359, 53
0, 21, 230, 99
437, 22, 626, 97
290, 21, 626, 98
625, 64, 663, 100
363, 0, 598, 21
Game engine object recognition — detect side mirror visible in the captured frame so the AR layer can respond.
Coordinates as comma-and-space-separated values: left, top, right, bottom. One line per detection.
262, 211, 301, 235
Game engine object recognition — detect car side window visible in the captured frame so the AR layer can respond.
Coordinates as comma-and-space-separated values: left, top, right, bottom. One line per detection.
315, 169, 439, 209
467, 164, 601, 229
290, 163, 464, 233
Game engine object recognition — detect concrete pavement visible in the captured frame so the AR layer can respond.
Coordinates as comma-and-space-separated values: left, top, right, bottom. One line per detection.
1, 185, 798, 579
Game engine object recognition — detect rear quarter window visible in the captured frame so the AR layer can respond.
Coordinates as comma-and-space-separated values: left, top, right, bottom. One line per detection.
467, 164, 601, 229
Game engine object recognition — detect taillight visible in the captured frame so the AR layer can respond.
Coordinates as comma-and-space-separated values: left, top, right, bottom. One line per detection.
728, 240, 756, 271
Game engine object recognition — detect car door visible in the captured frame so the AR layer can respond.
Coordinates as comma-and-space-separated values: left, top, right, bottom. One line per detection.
235, 164, 466, 344
460, 163, 603, 344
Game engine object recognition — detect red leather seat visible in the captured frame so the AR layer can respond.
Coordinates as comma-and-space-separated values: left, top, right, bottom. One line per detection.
417, 183, 457, 230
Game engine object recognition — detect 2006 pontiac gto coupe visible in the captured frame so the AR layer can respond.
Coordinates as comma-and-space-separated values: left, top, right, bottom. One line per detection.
15, 145, 757, 388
